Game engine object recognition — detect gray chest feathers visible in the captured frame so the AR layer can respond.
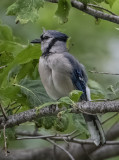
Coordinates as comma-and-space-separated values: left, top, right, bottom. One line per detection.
39, 53, 75, 100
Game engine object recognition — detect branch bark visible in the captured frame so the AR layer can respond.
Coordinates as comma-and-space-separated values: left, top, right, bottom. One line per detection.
0, 100, 119, 129
45, 0, 119, 24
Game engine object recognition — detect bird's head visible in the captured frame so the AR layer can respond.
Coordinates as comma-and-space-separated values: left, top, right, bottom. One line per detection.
31, 30, 68, 55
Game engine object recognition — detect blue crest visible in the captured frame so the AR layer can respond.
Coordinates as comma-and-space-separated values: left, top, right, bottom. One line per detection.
47, 30, 68, 41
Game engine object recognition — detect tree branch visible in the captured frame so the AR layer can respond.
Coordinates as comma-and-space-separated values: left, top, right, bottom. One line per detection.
89, 70, 119, 75
1, 122, 119, 160
45, 0, 119, 24
0, 104, 8, 121
0, 100, 119, 129
88, 4, 117, 16
16, 131, 119, 145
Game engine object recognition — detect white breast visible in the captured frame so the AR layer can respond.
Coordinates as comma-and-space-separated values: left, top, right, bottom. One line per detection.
39, 54, 75, 100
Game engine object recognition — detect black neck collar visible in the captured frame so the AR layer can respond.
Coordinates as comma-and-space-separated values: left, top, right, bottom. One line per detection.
42, 38, 66, 57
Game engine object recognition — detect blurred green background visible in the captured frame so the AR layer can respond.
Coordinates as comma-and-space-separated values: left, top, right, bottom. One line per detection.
0, 1, 119, 159
1, 0, 119, 88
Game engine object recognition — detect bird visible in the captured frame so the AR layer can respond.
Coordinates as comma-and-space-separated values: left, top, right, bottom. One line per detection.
31, 30, 106, 146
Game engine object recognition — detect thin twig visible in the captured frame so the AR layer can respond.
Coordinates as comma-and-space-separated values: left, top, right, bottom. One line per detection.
47, 138, 75, 160
17, 135, 56, 140
16, 130, 78, 138
14, 105, 22, 114
0, 104, 8, 120
3, 124, 7, 156
71, 133, 81, 139
16, 133, 119, 145
5, 101, 17, 110
16, 136, 93, 144
57, 130, 78, 137
67, 130, 78, 137
102, 113, 118, 125
10, 101, 17, 106
89, 70, 119, 75
7, 105, 21, 113
63, 137, 69, 144
88, 4, 117, 16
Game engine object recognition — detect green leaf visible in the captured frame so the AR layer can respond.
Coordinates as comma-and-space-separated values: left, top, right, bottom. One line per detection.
0, 85, 21, 106
42, 116, 56, 129
0, 41, 25, 64
0, 44, 41, 87
69, 90, 82, 102
15, 78, 52, 107
106, 83, 119, 100
66, 37, 72, 51
55, 0, 71, 23
54, 114, 69, 132
6, 0, 44, 24
17, 61, 38, 80
0, 24, 14, 41
72, 113, 89, 137
0, 50, 14, 67
58, 96, 74, 107
88, 79, 103, 90
0, 83, 29, 107
88, 79, 105, 100
107, 85, 116, 94
14, 44, 41, 64
105, 0, 117, 7
36, 101, 59, 112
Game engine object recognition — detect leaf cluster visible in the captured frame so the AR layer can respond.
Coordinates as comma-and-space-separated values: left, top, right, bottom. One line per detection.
35, 114, 69, 132
6, 0, 118, 24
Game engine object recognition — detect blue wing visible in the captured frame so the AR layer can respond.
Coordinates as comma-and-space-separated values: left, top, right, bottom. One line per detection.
72, 69, 87, 100
64, 53, 87, 100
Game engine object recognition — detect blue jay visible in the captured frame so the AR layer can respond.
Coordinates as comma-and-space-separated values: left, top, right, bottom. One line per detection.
31, 30, 105, 146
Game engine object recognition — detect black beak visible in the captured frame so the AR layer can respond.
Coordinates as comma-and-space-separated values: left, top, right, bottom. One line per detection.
30, 38, 41, 44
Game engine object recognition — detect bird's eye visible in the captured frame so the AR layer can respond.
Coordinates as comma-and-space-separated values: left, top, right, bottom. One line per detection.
43, 36, 49, 40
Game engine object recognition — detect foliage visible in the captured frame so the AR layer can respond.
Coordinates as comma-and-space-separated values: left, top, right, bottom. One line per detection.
7, 0, 44, 24
72, 113, 89, 138
105, 0, 117, 7
55, 0, 71, 23
0, 15, 119, 143
54, 113, 69, 132
6, 0, 118, 24
0, 0, 119, 159
36, 114, 69, 132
